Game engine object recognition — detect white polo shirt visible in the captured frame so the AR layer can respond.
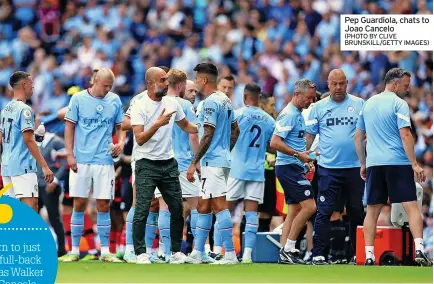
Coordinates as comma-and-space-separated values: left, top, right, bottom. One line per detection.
130, 93, 185, 161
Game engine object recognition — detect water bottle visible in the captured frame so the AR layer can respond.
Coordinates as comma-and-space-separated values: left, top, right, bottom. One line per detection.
35, 123, 45, 147
108, 143, 120, 163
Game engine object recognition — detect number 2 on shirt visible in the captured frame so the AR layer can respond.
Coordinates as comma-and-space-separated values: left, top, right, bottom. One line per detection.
249, 125, 261, 148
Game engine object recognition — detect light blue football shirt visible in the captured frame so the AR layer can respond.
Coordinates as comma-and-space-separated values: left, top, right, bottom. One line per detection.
0, 99, 37, 176
356, 92, 411, 168
273, 103, 307, 170
65, 90, 124, 165
306, 94, 364, 169
172, 96, 196, 172
196, 91, 235, 168
230, 106, 275, 181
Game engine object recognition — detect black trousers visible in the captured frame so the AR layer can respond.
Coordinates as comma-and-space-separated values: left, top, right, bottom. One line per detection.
38, 185, 66, 255
133, 158, 184, 255
312, 166, 365, 257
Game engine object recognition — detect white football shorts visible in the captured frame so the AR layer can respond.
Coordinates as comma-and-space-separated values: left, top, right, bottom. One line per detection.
2, 173, 38, 199
199, 167, 230, 199
69, 164, 115, 200
226, 177, 265, 204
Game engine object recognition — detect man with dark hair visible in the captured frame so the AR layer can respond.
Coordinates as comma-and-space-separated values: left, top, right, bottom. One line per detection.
306, 69, 365, 265
257, 93, 281, 233
226, 83, 275, 263
1, 71, 54, 211
270, 78, 317, 265
185, 63, 240, 264
158, 66, 170, 73
355, 67, 431, 266
217, 75, 236, 99
35, 115, 68, 258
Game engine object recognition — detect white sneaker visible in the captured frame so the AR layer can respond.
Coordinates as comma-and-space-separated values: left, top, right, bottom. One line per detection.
211, 254, 239, 265
185, 250, 202, 264
136, 253, 151, 264
303, 251, 312, 262
170, 252, 186, 264
123, 251, 137, 263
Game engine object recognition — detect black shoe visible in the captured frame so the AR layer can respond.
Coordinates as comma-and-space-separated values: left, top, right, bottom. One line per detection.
312, 256, 329, 265
364, 258, 375, 266
278, 249, 305, 264
349, 256, 356, 265
57, 250, 68, 258
208, 251, 224, 261
415, 250, 432, 267
328, 255, 348, 264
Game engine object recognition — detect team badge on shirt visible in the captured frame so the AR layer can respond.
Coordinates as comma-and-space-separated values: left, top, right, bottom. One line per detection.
347, 106, 355, 113
96, 105, 104, 113
23, 109, 31, 118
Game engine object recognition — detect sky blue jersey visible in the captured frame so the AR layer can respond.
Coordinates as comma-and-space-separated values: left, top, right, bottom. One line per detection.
306, 94, 364, 168
273, 103, 307, 170
65, 90, 124, 165
356, 92, 411, 168
0, 99, 37, 176
196, 91, 235, 168
172, 96, 195, 172
230, 106, 275, 181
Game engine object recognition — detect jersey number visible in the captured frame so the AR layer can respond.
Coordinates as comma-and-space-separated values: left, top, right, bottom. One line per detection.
227, 110, 231, 119
2, 118, 13, 143
249, 125, 262, 148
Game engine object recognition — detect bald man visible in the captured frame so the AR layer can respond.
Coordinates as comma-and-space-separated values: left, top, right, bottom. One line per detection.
130, 67, 197, 264
184, 80, 198, 105
62, 68, 125, 263
305, 69, 365, 265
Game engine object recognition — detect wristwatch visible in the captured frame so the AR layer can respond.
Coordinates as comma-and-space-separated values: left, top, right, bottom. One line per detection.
293, 152, 299, 159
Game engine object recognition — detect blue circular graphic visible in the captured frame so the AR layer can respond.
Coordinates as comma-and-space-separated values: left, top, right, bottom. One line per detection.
0, 196, 58, 284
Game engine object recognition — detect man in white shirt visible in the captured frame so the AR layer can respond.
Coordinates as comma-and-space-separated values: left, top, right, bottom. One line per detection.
130, 67, 197, 264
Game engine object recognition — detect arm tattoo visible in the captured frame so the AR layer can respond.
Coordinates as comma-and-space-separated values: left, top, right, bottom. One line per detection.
192, 125, 214, 164
230, 122, 240, 151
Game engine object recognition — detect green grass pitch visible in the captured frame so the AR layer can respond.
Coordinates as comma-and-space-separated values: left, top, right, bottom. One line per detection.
56, 263, 433, 283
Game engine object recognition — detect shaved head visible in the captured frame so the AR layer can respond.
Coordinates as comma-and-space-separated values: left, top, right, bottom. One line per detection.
328, 69, 347, 82
185, 80, 198, 104
327, 69, 348, 103
146, 67, 166, 83
145, 67, 168, 99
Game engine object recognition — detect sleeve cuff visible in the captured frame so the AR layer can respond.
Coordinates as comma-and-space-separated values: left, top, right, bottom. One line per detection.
64, 117, 77, 124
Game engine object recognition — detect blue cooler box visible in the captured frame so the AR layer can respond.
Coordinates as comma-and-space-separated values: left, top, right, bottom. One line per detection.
242, 232, 281, 263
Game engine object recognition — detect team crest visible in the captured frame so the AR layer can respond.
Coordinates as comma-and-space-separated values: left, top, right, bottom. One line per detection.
23, 109, 31, 118
347, 106, 354, 113
304, 190, 311, 196
320, 196, 325, 202
96, 105, 104, 113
